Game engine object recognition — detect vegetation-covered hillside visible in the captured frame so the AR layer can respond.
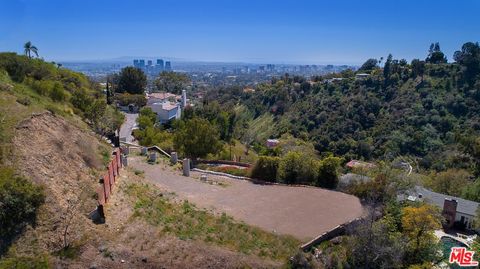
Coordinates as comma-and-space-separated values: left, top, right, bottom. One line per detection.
0, 52, 124, 266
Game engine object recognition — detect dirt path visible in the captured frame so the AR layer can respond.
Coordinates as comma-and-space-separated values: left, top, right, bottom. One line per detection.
130, 157, 363, 241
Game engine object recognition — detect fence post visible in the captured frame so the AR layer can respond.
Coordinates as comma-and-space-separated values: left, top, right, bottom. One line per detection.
183, 158, 190, 176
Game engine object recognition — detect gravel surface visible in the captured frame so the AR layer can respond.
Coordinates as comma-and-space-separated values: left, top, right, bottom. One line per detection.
130, 157, 363, 241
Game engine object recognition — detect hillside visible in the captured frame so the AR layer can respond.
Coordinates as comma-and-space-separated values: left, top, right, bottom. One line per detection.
0, 54, 299, 268
201, 42, 480, 200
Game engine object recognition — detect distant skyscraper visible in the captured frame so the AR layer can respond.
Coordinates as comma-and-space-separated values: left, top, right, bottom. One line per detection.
133, 59, 139, 68
156, 59, 164, 72
147, 60, 153, 66
139, 59, 145, 68
165, 61, 172, 71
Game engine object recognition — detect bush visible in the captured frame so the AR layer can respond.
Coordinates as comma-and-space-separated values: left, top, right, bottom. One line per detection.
209, 166, 249, 177
115, 93, 146, 107
49, 82, 68, 101
250, 156, 280, 182
277, 151, 318, 184
16, 97, 31, 106
0, 53, 29, 82
317, 156, 342, 189
0, 255, 49, 269
0, 167, 45, 251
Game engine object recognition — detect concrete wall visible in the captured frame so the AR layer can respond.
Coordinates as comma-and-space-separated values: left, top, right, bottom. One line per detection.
194, 159, 252, 168
300, 217, 363, 251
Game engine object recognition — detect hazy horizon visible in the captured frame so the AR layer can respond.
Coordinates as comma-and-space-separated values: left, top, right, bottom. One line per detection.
1, 0, 479, 64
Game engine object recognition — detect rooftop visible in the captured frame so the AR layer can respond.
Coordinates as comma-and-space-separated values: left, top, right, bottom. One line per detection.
401, 186, 479, 216
147, 92, 180, 100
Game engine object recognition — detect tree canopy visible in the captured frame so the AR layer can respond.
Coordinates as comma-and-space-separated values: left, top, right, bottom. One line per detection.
116, 66, 147, 94
154, 71, 190, 94
173, 118, 221, 159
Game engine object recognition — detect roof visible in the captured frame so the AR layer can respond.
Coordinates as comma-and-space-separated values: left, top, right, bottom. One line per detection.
161, 103, 178, 111
148, 92, 180, 100
339, 173, 371, 185
346, 160, 376, 169
402, 186, 479, 216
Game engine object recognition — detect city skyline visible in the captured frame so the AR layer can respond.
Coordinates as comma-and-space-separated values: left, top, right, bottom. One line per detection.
1, 0, 479, 64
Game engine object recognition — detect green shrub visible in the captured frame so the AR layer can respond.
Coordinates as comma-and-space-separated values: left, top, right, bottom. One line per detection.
16, 97, 31, 106
0, 53, 29, 82
0, 255, 49, 269
115, 93, 147, 107
209, 166, 249, 177
0, 167, 45, 251
49, 82, 67, 101
316, 156, 342, 189
277, 151, 318, 184
250, 156, 280, 182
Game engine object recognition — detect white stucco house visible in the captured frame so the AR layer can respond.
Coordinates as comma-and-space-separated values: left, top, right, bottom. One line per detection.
146, 90, 187, 124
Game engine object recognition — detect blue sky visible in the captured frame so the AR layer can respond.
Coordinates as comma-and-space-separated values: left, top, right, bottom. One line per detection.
0, 0, 479, 64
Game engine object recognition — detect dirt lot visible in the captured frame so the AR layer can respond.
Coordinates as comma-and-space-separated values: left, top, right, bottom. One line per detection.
130, 156, 364, 241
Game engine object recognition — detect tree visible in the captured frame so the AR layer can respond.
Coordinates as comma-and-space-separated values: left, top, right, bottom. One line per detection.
426, 168, 471, 197
173, 118, 221, 159
401, 205, 442, 265
23, 41, 38, 58
0, 167, 44, 253
116, 67, 147, 94
411, 59, 426, 78
137, 107, 157, 130
426, 42, 447, 64
58, 186, 90, 251
359, 58, 378, 71
250, 156, 280, 182
383, 54, 393, 81
454, 42, 480, 85
317, 156, 342, 188
154, 71, 190, 94
346, 211, 405, 268
277, 151, 318, 184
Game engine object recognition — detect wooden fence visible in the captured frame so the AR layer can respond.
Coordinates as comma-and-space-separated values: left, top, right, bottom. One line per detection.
97, 148, 122, 205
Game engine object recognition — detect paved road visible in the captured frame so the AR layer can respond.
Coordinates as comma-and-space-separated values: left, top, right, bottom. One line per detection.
120, 112, 138, 144
129, 157, 363, 241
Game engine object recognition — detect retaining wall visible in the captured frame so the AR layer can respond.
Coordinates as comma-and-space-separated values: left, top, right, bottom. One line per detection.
300, 217, 363, 251
97, 148, 122, 205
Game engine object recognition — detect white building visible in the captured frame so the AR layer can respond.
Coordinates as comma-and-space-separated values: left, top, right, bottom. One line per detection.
147, 90, 186, 124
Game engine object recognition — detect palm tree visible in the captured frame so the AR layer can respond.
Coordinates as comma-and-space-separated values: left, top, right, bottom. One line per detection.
24, 41, 38, 58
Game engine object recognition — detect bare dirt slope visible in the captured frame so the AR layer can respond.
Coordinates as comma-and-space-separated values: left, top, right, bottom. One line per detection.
8, 112, 281, 268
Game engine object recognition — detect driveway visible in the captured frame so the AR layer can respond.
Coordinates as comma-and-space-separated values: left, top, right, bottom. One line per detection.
129, 157, 363, 241
120, 112, 138, 144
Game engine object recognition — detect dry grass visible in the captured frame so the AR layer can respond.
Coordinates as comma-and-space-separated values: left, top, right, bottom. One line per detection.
124, 182, 300, 261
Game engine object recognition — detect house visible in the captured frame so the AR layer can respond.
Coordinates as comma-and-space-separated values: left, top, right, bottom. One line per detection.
266, 139, 280, 148
399, 186, 479, 230
355, 73, 370, 80
149, 102, 181, 124
338, 173, 372, 190
147, 90, 187, 124
146, 92, 181, 105
346, 160, 376, 170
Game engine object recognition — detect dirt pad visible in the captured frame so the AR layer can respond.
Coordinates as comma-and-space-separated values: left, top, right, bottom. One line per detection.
130, 157, 363, 241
